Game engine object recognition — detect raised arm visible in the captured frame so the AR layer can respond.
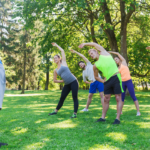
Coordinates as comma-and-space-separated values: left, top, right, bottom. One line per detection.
70, 49, 89, 63
79, 42, 108, 53
53, 70, 64, 83
108, 51, 127, 64
93, 65, 105, 83
51, 43, 66, 63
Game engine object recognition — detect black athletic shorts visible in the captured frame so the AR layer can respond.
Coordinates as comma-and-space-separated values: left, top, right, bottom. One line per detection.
104, 74, 123, 95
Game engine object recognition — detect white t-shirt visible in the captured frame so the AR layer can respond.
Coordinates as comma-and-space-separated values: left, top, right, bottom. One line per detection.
82, 61, 101, 82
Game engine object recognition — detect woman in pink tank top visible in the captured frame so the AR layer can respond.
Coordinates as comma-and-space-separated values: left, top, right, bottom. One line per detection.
109, 51, 140, 116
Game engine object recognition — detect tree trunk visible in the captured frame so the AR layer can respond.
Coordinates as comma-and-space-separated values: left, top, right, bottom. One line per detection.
141, 81, 144, 90
45, 71, 49, 90
104, 28, 119, 52
86, 85, 89, 90
90, 14, 97, 43
45, 53, 50, 90
37, 81, 40, 90
100, 0, 119, 51
60, 84, 63, 90
120, 0, 135, 62
21, 50, 26, 94
120, 26, 128, 62
18, 84, 21, 90
145, 81, 148, 90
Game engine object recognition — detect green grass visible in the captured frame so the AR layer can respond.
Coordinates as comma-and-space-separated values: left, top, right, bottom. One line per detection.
0, 90, 150, 150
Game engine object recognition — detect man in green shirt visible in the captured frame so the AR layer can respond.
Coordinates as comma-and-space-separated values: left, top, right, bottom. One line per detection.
79, 42, 123, 124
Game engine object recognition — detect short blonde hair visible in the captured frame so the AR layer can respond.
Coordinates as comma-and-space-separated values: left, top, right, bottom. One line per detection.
88, 49, 98, 53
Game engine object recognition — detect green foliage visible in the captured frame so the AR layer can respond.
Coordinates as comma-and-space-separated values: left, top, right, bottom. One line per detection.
1, 0, 150, 88
129, 42, 150, 77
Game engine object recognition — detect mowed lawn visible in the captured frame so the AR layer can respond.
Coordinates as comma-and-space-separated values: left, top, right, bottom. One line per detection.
0, 90, 150, 150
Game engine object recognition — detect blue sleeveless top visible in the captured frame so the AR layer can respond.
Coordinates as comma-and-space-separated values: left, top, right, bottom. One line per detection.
56, 65, 76, 85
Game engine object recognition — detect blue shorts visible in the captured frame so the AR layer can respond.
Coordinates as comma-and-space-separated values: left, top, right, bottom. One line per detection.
89, 81, 104, 93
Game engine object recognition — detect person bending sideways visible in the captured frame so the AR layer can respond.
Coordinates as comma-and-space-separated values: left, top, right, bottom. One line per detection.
0, 59, 8, 148
70, 49, 104, 112
79, 42, 124, 124
49, 43, 79, 118
109, 51, 141, 116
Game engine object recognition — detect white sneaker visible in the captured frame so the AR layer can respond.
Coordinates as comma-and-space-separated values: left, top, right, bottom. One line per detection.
136, 112, 141, 116
81, 108, 88, 112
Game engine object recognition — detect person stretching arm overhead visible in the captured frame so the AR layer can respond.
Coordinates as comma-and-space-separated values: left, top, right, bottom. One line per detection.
79, 42, 124, 124
109, 51, 141, 116
70, 49, 104, 112
48, 43, 79, 118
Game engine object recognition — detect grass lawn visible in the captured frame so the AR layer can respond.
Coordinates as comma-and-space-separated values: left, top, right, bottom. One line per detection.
0, 90, 150, 150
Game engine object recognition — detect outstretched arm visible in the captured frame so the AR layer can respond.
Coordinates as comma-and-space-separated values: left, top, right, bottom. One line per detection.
93, 65, 105, 83
108, 51, 127, 63
85, 81, 93, 84
51, 43, 66, 63
79, 42, 108, 53
53, 70, 64, 83
70, 49, 89, 63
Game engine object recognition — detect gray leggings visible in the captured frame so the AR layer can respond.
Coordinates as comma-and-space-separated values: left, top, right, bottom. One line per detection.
0, 65, 6, 109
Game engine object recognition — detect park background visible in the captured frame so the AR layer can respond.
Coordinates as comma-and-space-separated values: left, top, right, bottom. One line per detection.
0, 0, 150, 92
0, 1, 150, 149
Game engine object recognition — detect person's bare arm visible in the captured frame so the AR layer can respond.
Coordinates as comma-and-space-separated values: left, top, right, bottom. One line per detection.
93, 65, 104, 83
70, 49, 89, 63
109, 51, 127, 65
53, 70, 64, 83
146, 46, 150, 50
51, 43, 67, 64
84, 81, 93, 84
78, 42, 109, 54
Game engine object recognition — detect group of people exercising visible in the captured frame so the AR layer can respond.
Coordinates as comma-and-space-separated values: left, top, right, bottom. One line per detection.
0, 44, 149, 147
48, 42, 148, 124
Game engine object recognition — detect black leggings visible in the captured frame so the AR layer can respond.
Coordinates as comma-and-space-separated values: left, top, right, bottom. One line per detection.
56, 80, 79, 113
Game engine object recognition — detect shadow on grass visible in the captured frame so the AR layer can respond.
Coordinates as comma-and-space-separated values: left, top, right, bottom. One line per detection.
0, 90, 150, 149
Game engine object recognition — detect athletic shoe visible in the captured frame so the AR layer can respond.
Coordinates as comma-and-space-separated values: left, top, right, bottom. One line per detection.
136, 112, 141, 116
70, 113, 77, 118
0, 143, 8, 148
81, 108, 88, 112
113, 119, 120, 124
96, 118, 106, 122
48, 111, 57, 115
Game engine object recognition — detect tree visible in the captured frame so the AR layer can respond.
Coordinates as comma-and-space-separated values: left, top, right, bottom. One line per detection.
20, 0, 150, 61
39, 53, 52, 90
14, 0, 150, 90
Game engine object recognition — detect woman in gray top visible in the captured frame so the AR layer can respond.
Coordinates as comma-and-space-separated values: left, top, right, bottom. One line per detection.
49, 43, 79, 118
